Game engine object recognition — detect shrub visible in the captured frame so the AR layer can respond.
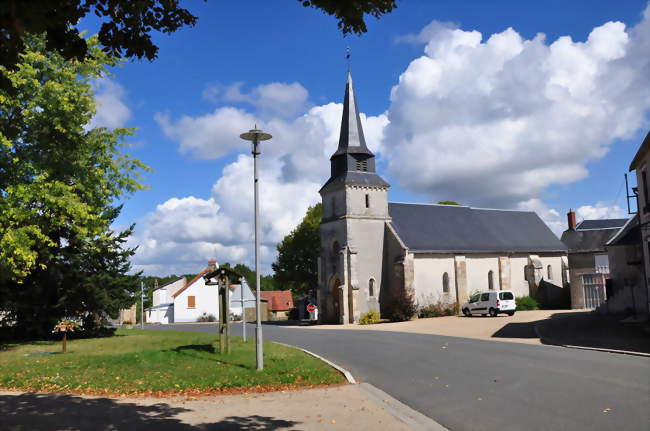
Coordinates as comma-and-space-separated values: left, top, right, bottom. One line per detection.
359, 310, 380, 325
287, 307, 300, 320
389, 288, 417, 322
121, 320, 133, 325
516, 296, 539, 310
418, 301, 459, 318
197, 313, 216, 322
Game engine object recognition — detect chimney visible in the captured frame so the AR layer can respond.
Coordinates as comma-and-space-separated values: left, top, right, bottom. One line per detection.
207, 258, 218, 270
567, 209, 576, 230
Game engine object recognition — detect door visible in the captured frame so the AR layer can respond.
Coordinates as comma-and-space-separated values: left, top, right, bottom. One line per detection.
582, 274, 605, 309
330, 278, 342, 323
473, 292, 491, 314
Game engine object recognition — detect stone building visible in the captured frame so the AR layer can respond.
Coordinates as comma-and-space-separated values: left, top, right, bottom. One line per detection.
317, 72, 569, 324
560, 211, 628, 309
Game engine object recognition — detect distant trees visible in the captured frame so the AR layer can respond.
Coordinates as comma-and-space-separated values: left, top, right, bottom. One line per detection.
437, 201, 461, 205
0, 34, 146, 338
273, 203, 322, 297
220, 263, 277, 291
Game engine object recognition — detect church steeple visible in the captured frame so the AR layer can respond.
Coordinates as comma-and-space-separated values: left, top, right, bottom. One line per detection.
320, 71, 389, 193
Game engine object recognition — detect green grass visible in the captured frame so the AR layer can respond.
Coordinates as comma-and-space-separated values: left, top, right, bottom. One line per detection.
0, 329, 344, 395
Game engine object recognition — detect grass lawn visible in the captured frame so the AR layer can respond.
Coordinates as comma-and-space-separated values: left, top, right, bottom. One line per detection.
0, 329, 345, 396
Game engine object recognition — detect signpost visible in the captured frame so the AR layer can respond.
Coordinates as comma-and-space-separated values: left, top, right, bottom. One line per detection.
307, 303, 318, 321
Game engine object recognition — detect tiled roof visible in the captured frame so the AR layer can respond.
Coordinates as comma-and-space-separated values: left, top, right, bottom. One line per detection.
171, 268, 211, 298
260, 291, 294, 312
575, 219, 628, 230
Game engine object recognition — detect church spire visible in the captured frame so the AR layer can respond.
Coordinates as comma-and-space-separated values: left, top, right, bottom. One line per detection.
332, 71, 374, 157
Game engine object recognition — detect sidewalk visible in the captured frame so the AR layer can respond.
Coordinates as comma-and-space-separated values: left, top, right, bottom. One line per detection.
536, 311, 650, 354
0, 385, 412, 431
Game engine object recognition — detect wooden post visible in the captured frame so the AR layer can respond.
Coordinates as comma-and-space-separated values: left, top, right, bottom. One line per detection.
218, 274, 231, 354
62, 331, 67, 353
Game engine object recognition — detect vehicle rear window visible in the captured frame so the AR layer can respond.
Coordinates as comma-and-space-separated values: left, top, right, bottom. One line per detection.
480, 293, 490, 301
499, 292, 514, 300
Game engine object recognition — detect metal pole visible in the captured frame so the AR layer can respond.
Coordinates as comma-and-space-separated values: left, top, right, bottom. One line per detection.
241, 278, 247, 342
253, 138, 263, 370
141, 281, 144, 329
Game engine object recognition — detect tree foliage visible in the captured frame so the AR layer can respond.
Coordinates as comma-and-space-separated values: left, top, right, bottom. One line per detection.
437, 201, 460, 205
221, 262, 277, 292
0, 34, 147, 338
272, 203, 322, 297
1, 1, 399, 79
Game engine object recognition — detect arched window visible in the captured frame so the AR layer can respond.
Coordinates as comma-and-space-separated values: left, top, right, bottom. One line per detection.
332, 240, 340, 255
442, 272, 449, 294
547, 264, 553, 280
523, 265, 528, 281
365, 194, 370, 208
488, 270, 494, 290
369, 278, 375, 297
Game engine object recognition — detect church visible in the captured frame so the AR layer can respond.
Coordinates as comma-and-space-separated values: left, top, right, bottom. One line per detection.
317, 72, 569, 324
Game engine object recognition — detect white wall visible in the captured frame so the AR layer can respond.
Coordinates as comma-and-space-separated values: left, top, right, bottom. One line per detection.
466, 255, 501, 294
173, 277, 220, 322
540, 256, 563, 285
413, 254, 456, 305
509, 255, 531, 297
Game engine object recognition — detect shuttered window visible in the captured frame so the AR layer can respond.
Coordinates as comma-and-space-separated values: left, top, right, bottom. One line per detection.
188, 296, 196, 308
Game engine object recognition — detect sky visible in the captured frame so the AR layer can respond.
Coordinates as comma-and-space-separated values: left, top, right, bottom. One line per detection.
78, 0, 650, 276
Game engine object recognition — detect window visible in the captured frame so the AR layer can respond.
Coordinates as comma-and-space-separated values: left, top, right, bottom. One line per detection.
469, 294, 480, 303
356, 160, 368, 172
488, 270, 494, 290
365, 194, 370, 208
442, 272, 449, 293
643, 169, 649, 213
480, 293, 490, 301
332, 240, 340, 254
547, 265, 553, 280
499, 292, 514, 300
369, 278, 375, 297
523, 265, 528, 281
187, 296, 196, 308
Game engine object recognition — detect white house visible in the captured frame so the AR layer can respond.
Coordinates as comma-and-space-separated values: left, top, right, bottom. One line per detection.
145, 259, 256, 323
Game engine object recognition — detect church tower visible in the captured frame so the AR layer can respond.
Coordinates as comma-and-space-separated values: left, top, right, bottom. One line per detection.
318, 72, 390, 324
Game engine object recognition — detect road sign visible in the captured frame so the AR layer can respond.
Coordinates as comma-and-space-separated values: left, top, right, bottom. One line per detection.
306, 303, 317, 313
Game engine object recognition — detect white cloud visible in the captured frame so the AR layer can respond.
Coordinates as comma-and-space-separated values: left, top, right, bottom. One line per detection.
202, 81, 309, 118
88, 79, 131, 129
576, 202, 627, 221
383, 7, 650, 208
135, 95, 386, 275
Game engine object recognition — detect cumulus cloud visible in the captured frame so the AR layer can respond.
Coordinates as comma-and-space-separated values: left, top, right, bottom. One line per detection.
576, 202, 627, 221
202, 81, 310, 118
383, 7, 650, 208
135, 94, 387, 274
88, 78, 131, 129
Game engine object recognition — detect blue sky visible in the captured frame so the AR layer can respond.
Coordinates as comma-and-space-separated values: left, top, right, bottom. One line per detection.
78, 1, 650, 275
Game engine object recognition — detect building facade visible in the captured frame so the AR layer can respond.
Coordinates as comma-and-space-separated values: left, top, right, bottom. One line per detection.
318, 72, 569, 324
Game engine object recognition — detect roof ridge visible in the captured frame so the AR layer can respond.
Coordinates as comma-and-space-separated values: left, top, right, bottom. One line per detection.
171, 268, 211, 298
389, 201, 532, 213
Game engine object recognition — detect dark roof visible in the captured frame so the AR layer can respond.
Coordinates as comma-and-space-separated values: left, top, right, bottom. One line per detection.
388, 203, 567, 253
331, 72, 373, 158
575, 219, 628, 230
320, 171, 389, 192
606, 215, 640, 247
629, 130, 650, 171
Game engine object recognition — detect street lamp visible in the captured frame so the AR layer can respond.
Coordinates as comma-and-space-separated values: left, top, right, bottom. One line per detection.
239, 127, 272, 371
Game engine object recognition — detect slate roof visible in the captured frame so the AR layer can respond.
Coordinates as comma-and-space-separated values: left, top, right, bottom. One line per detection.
260, 291, 294, 312
388, 203, 567, 253
320, 171, 389, 191
605, 215, 640, 247
331, 72, 373, 158
629, 130, 650, 171
575, 219, 628, 230
561, 218, 630, 253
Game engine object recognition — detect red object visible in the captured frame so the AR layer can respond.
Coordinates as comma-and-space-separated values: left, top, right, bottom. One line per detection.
306, 303, 317, 313
260, 291, 294, 311
567, 209, 576, 230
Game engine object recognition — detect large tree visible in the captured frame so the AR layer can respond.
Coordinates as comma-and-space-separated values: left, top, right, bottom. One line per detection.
272, 203, 321, 297
1, 1, 399, 76
0, 34, 146, 338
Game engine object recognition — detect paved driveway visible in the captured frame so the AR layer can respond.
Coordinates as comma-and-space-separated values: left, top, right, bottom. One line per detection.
146, 322, 650, 431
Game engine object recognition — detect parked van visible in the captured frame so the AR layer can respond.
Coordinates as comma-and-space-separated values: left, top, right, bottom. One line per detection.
461, 290, 516, 317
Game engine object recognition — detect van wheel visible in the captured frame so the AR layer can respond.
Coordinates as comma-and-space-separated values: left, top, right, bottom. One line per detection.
507, 311, 515, 316
462, 308, 470, 317
489, 308, 497, 317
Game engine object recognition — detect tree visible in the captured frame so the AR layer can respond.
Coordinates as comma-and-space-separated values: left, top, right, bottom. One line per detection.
437, 201, 461, 205
221, 262, 277, 291
0, 34, 147, 338
272, 203, 322, 297
1, 1, 399, 77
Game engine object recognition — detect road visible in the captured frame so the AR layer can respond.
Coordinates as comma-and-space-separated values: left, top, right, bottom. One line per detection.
145, 322, 650, 431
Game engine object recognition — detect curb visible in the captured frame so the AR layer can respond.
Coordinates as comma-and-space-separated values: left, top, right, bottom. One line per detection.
272, 342, 356, 384
273, 342, 448, 430
357, 383, 448, 431
534, 323, 650, 358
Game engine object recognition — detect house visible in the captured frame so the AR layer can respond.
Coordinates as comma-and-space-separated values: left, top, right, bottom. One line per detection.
260, 291, 294, 320
317, 71, 569, 324
144, 259, 256, 323
605, 130, 650, 318
560, 211, 628, 309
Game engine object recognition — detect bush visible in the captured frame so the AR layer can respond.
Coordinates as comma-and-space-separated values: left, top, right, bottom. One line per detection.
197, 313, 216, 322
418, 301, 459, 318
287, 307, 300, 320
389, 288, 418, 322
121, 320, 133, 325
359, 310, 380, 325
516, 296, 539, 310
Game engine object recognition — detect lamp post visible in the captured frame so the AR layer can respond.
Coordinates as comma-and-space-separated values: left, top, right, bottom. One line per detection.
239, 127, 272, 371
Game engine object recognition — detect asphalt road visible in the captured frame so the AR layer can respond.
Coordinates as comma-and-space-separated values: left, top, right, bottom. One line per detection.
145, 322, 650, 431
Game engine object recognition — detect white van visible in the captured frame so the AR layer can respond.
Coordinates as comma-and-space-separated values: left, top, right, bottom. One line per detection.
461, 290, 516, 317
